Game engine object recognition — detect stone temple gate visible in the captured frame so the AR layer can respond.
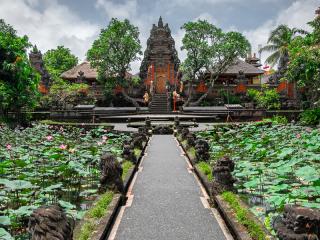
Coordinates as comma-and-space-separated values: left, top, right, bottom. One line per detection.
140, 17, 180, 96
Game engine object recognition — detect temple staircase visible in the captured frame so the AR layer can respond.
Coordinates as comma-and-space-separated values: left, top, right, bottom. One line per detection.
149, 93, 170, 113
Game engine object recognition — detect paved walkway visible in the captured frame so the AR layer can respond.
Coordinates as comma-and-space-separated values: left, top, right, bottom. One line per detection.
110, 135, 230, 240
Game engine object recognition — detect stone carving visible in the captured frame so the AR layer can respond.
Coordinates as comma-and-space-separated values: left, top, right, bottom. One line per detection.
131, 132, 147, 149
152, 125, 174, 134
29, 45, 51, 90
211, 156, 236, 194
28, 205, 75, 240
235, 70, 248, 84
122, 139, 137, 164
99, 153, 124, 193
76, 70, 85, 83
194, 139, 210, 162
181, 127, 190, 140
140, 16, 180, 81
274, 204, 320, 240
145, 117, 151, 129
174, 116, 180, 127
186, 132, 196, 147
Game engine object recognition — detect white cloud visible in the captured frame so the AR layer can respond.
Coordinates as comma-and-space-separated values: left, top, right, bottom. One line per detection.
243, 0, 318, 65
0, 0, 100, 61
95, 0, 138, 19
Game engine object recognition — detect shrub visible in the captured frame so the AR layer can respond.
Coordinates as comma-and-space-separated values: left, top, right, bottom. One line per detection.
222, 191, 266, 240
196, 161, 212, 181
247, 86, 281, 110
299, 108, 320, 125
263, 115, 288, 124
39, 80, 96, 109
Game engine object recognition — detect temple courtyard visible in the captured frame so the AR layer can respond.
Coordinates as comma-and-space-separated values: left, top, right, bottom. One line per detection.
1, 1, 320, 240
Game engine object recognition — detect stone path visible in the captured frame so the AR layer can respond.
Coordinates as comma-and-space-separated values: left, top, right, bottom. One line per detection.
109, 135, 231, 240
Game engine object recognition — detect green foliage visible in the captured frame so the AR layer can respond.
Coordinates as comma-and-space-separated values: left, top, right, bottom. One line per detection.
39, 79, 96, 109
77, 222, 95, 240
196, 161, 212, 181
219, 90, 241, 104
77, 191, 114, 240
87, 191, 114, 219
222, 192, 266, 240
285, 14, 320, 108
0, 124, 128, 238
180, 19, 250, 105
299, 108, 320, 125
198, 123, 320, 232
131, 75, 141, 87
259, 24, 307, 67
247, 87, 281, 110
263, 115, 288, 124
247, 88, 259, 101
0, 19, 39, 119
122, 160, 134, 180
43, 46, 78, 81
87, 18, 142, 97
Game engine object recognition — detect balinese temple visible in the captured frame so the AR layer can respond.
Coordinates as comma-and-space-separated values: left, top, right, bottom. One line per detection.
140, 16, 180, 94
57, 16, 297, 107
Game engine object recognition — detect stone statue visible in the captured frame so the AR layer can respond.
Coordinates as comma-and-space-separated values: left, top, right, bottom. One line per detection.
274, 204, 320, 240
186, 132, 196, 147
28, 205, 75, 240
99, 153, 124, 193
122, 139, 137, 164
194, 139, 210, 162
235, 70, 248, 84
211, 156, 236, 194
76, 70, 85, 83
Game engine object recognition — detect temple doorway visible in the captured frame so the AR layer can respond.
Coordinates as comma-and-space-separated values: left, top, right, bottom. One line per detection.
155, 75, 167, 93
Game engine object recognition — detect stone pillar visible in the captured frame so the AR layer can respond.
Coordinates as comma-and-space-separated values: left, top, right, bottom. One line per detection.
211, 156, 236, 195
274, 204, 320, 240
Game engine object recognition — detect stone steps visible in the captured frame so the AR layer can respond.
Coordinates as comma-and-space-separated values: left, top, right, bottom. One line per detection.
149, 94, 170, 113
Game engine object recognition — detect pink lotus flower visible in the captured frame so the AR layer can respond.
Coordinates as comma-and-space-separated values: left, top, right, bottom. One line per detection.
102, 136, 108, 141
296, 133, 301, 139
46, 135, 53, 141
59, 144, 67, 150
6, 144, 12, 150
97, 141, 103, 146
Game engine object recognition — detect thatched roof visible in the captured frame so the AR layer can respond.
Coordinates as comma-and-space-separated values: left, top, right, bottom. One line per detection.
223, 59, 264, 76
61, 61, 97, 80
60, 61, 133, 80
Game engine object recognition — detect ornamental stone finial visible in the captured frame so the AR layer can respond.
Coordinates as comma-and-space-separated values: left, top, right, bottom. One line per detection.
158, 16, 163, 28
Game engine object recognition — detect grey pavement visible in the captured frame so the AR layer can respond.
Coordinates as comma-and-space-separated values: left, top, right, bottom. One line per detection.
113, 135, 228, 240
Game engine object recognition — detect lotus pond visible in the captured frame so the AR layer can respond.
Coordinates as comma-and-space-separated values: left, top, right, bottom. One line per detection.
0, 124, 129, 239
197, 122, 320, 232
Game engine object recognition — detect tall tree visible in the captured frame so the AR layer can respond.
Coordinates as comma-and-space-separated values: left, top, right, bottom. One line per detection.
181, 20, 250, 106
43, 46, 78, 80
259, 25, 307, 67
180, 20, 217, 106
285, 8, 320, 108
87, 18, 142, 107
0, 19, 39, 124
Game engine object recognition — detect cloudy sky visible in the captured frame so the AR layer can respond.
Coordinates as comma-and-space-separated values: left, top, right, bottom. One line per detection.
0, 0, 318, 73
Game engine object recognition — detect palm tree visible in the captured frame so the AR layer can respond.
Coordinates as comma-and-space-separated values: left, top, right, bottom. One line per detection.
259, 24, 308, 67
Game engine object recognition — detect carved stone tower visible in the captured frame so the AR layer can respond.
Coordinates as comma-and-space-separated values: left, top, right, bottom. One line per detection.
29, 46, 51, 93
140, 17, 180, 94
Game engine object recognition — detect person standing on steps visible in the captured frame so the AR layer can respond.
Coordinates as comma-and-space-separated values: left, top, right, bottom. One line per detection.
143, 91, 150, 107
